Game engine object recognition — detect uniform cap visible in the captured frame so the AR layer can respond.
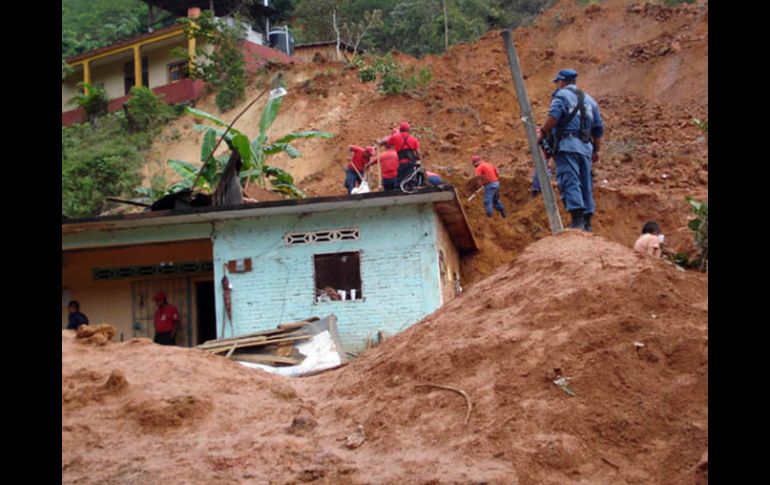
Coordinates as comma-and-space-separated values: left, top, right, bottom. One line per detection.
552, 68, 578, 82
399, 121, 410, 131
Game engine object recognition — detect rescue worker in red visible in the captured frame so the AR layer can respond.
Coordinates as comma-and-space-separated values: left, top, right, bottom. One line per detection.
387, 121, 422, 189
471, 155, 507, 218
153, 291, 180, 346
345, 145, 375, 193
377, 142, 400, 191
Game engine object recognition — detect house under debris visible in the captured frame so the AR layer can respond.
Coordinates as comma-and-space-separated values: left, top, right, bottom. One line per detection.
62, 187, 477, 350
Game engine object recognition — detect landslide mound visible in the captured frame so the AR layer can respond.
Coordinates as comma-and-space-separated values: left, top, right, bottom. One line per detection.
311, 231, 708, 484
62, 233, 707, 484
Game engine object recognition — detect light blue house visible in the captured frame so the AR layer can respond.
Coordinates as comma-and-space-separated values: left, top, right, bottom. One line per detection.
62, 187, 477, 350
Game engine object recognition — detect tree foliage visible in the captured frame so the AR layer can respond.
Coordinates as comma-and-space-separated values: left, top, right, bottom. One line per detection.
158, 92, 334, 199
292, 0, 555, 57
177, 11, 247, 112
62, 0, 176, 58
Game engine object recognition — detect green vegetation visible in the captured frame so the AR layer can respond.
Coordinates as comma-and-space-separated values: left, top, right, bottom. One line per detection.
62, 0, 175, 58
158, 90, 334, 199
69, 83, 110, 123
123, 86, 177, 133
62, 89, 178, 218
177, 11, 247, 112
292, 0, 556, 58
354, 54, 432, 95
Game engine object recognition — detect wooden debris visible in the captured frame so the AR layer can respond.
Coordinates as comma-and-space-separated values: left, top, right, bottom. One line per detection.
196, 317, 323, 368
232, 354, 301, 365
415, 383, 473, 425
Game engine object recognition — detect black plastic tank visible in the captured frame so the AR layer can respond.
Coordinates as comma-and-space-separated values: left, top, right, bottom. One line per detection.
268, 27, 294, 56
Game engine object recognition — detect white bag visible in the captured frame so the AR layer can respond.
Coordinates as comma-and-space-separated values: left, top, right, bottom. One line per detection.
351, 180, 370, 194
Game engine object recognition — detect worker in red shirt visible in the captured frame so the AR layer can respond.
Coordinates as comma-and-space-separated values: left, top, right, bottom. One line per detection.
387, 121, 421, 188
472, 155, 507, 218
377, 142, 400, 191
153, 291, 180, 346
345, 145, 375, 193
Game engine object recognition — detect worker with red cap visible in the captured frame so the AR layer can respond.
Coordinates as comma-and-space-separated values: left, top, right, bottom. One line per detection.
471, 154, 506, 218
387, 121, 422, 189
345, 145, 375, 194
153, 291, 180, 346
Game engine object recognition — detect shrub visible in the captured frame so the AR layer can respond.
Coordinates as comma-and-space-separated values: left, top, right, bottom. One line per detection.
70, 82, 110, 123
123, 86, 175, 133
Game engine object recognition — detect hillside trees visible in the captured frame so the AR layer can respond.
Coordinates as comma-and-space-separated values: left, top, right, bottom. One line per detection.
291, 0, 555, 57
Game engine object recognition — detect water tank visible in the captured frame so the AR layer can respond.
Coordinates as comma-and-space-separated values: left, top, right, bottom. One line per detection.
269, 27, 294, 56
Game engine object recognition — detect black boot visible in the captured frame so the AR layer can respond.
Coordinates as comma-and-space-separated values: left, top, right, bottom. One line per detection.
500, 208, 507, 218
583, 213, 593, 232
568, 209, 585, 230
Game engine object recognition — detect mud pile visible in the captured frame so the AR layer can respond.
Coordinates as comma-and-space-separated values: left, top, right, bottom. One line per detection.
63, 232, 707, 484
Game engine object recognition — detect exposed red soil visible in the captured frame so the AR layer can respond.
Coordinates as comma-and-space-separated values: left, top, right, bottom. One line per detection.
68, 0, 708, 482
62, 233, 708, 484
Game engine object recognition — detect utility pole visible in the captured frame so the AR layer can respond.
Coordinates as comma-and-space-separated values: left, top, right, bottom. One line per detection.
501, 29, 563, 235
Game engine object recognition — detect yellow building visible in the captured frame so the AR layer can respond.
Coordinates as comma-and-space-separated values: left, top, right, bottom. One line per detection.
62, 2, 293, 125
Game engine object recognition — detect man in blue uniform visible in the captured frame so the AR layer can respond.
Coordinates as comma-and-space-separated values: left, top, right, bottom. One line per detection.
538, 69, 604, 231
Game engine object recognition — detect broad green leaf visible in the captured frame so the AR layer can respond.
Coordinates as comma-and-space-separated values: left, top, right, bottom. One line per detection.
273, 131, 335, 144
263, 143, 300, 158
259, 96, 283, 140
167, 159, 198, 182
284, 144, 301, 158
186, 107, 228, 127
201, 129, 217, 163
231, 133, 252, 167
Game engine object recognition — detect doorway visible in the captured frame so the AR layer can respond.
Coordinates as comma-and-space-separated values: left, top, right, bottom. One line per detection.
195, 281, 216, 345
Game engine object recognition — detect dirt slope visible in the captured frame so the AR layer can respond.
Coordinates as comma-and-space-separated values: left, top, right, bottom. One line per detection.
140, 0, 707, 284
62, 232, 707, 484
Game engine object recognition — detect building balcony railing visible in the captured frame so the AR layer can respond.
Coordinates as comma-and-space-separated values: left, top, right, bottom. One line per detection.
62, 78, 206, 126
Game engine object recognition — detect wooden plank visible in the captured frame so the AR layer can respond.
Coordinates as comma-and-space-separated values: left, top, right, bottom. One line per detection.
201, 317, 318, 346
198, 335, 269, 349
501, 29, 563, 234
205, 335, 312, 353
232, 354, 302, 365
225, 344, 237, 358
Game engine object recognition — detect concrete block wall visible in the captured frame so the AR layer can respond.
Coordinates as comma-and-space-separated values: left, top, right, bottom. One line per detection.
212, 203, 444, 350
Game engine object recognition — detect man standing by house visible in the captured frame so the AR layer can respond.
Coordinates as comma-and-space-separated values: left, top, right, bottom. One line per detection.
471, 155, 506, 218
538, 69, 604, 231
66, 300, 89, 330
153, 291, 180, 346
345, 145, 375, 194
387, 121, 422, 188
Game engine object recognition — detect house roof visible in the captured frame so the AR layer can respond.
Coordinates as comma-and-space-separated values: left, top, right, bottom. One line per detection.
143, 1, 276, 18
63, 187, 478, 253
66, 23, 185, 64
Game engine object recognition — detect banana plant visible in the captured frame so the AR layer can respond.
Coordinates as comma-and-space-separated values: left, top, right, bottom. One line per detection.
168, 89, 334, 199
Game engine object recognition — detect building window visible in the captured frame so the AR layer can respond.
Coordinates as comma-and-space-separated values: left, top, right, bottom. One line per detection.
314, 252, 362, 302
124, 56, 149, 95
285, 228, 359, 245
168, 61, 190, 82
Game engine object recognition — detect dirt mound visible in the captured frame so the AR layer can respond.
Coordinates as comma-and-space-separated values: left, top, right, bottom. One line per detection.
62, 232, 707, 484
304, 231, 708, 484
75, 324, 117, 346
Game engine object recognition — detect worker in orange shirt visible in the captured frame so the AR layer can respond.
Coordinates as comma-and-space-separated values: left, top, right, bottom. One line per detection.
471, 154, 506, 218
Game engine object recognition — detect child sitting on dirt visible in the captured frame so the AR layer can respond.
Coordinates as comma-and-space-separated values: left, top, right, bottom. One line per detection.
634, 221, 665, 258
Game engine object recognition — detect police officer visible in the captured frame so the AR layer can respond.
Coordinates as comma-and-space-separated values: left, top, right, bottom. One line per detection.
538, 69, 604, 231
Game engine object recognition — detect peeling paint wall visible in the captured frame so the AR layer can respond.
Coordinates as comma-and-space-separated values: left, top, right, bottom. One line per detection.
212, 204, 445, 350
